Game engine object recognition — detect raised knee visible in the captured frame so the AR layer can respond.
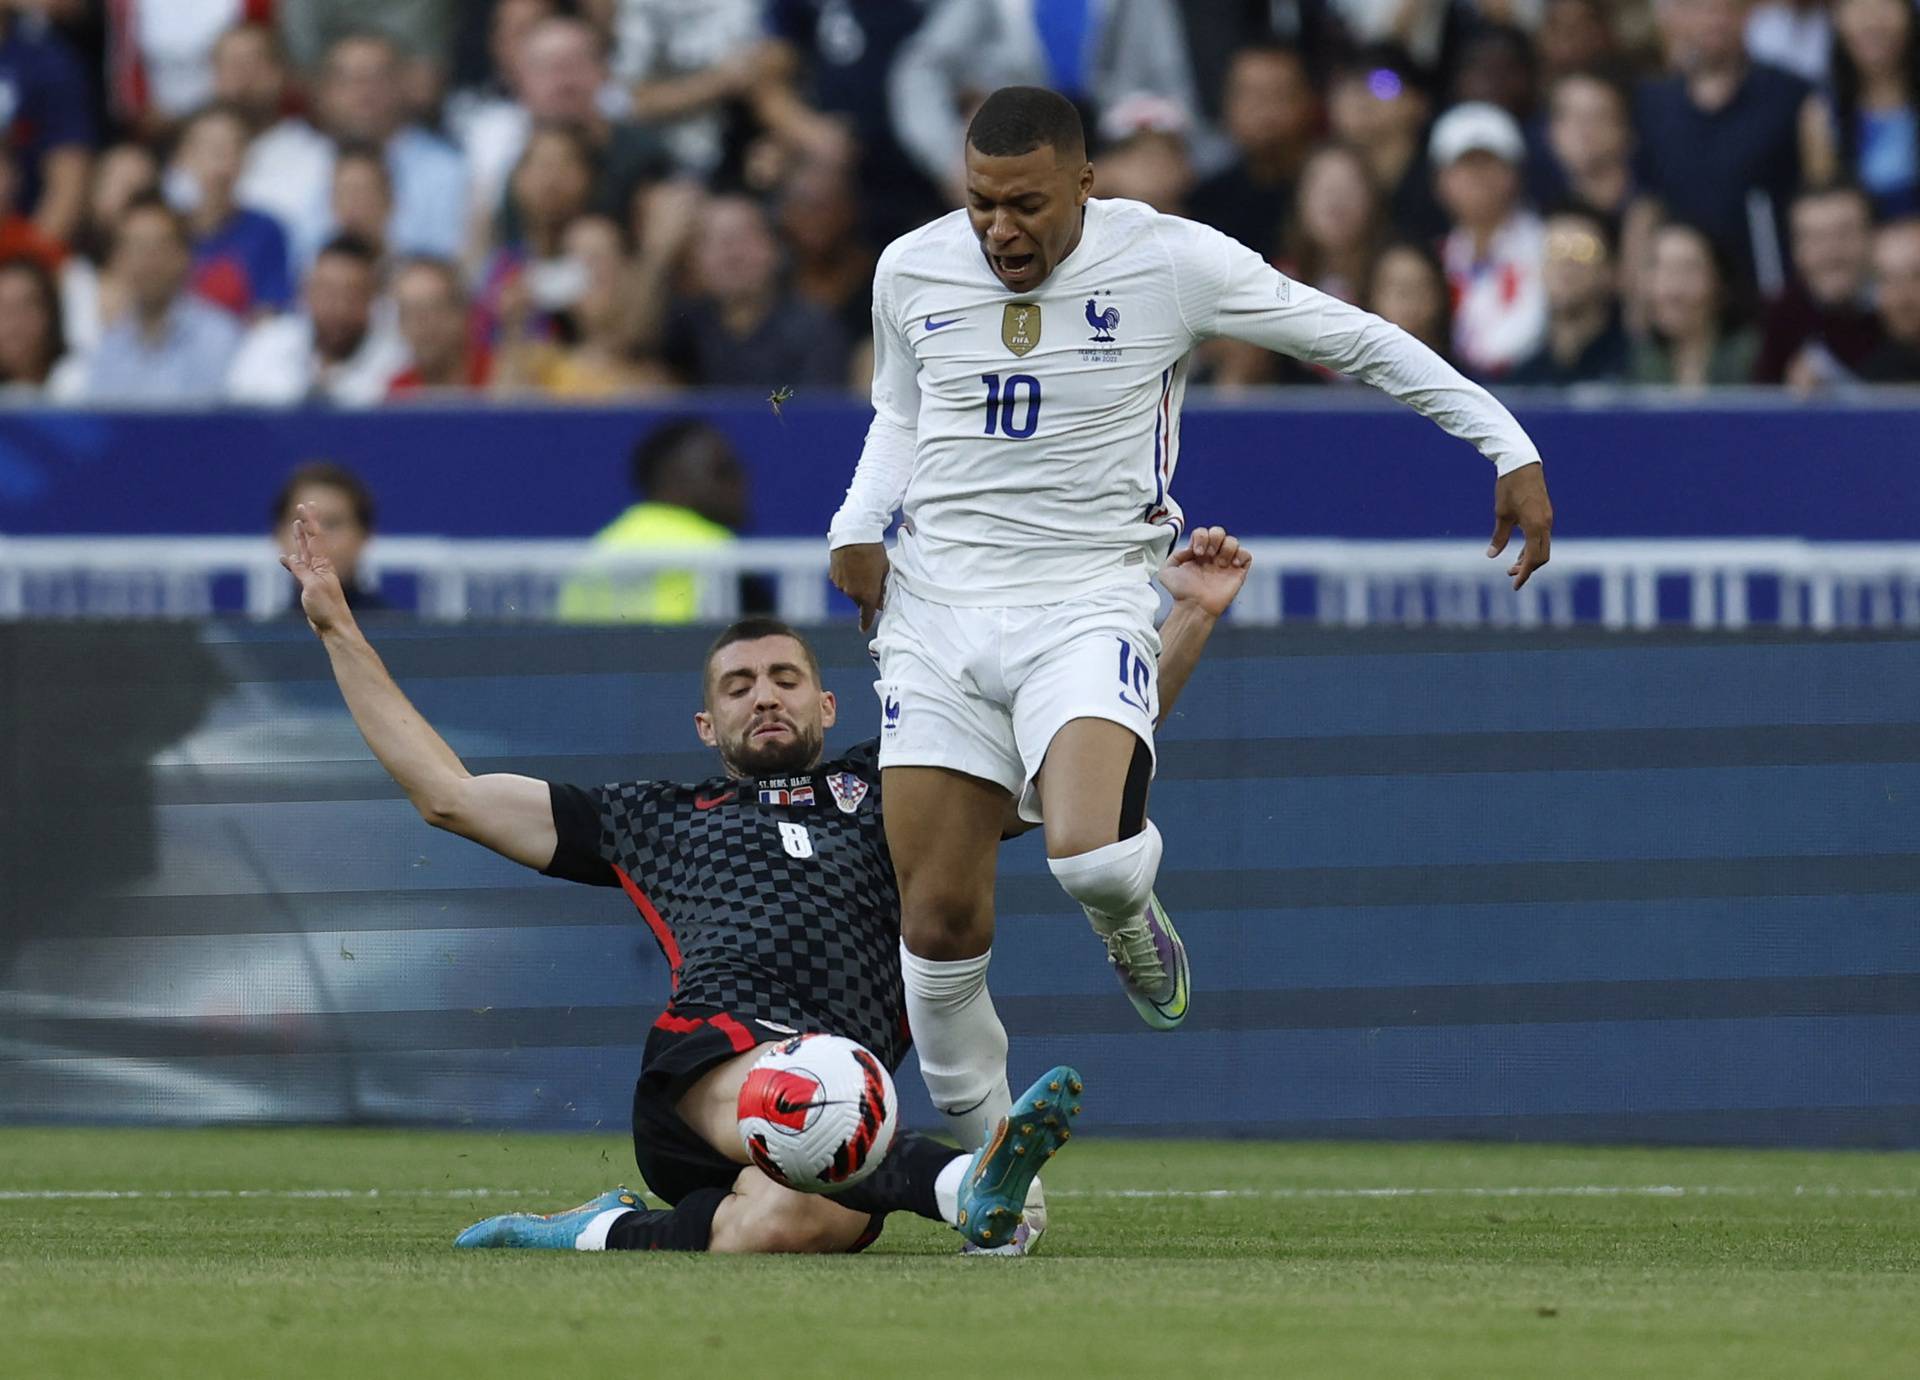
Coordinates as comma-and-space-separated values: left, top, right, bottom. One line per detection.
1048, 820, 1162, 917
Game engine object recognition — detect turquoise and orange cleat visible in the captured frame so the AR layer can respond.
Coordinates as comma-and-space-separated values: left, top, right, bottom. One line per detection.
955, 1067, 1084, 1250
453, 1185, 640, 1249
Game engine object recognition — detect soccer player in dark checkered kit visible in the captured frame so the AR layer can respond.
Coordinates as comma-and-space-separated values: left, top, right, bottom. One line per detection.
282, 501, 1251, 1255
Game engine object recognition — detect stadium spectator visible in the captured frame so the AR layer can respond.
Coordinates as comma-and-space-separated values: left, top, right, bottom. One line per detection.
65, 196, 244, 403
1327, 44, 1448, 246
215, 22, 335, 244
776, 156, 875, 347
1629, 219, 1761, 385
664, 193, 848, 390
1175, 0, 1345, 118
328, 143, 393, 263
1508, 207, 1630, 384
1366, 238, 1454, 359
1432, 101, 1549, 378
1537, 0, 1621, 84
477, 122, 597, 342
277, 0, 458, 77
1857, 216, 1920, 380
387, 256, 489, 395
284, 32, 468, 266
1754, 182, 1884, 386
1326, 0, 1453, 68
608, 0, 768, 177
1093, 96, 1197, 215
1746, 0, 1832, 83
1633, 0, 1808, 297
58, 141, 159, 355
495, 212, 670, 398
1188, 44, 1318, 257
107, 0, 267, 134
0, 255, 67, 390
1450, 24, 1543, 122
556, 417, 752, 624
227, 233, 405, 404
758, 0, 943, 243
888, 0, 1206, 204
0, 3, 97, 246
0, 148, 65, 272
1538, 72, 1638, 230
172, 103, 294, 318
482, 18, 674, 257
1800, 0, 1920, 220
271, 459, 388, 612
1283, 142, 1385, 305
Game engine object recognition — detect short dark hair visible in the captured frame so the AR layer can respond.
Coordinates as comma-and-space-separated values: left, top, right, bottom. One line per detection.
333, 140, 393, 193
630, 418, 732, 497
273, 460, 377, 531
113, 192, 189, 255
703, 617, 820, 695
966, 86, 1086, 162
1792, 179, 1875, 221
315, 232, 381, 269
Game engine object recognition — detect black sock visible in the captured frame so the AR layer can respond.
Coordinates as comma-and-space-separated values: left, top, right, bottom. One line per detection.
604, 1186, 728, 1251
825, 1131, 956, 1224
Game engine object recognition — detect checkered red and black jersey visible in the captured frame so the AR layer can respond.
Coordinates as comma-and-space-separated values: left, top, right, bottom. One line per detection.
543, 737, 908, 1069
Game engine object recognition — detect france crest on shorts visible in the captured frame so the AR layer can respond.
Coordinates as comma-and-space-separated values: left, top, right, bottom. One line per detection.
827, 772, 870, 815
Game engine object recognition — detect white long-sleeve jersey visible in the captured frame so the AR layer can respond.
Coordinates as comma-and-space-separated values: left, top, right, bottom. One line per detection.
829, 197, 1543, 607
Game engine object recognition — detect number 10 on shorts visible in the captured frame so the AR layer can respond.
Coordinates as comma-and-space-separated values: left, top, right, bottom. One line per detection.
1117, 637, 1152, 714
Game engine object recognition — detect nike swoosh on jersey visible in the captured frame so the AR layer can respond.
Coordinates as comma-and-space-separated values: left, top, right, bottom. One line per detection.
923, 315, 963, 331
694, 791, 738, 809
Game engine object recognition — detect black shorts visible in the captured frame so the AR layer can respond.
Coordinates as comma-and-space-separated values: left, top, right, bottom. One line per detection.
629, 1008, 885, 1250
630, 1008, 763, 1206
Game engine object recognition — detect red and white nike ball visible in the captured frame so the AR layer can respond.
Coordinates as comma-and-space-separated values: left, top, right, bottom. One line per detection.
736, 1033, 899, 1193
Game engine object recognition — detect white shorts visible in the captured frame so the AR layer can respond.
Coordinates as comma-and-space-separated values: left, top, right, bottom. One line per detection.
870, 578, 1162, 822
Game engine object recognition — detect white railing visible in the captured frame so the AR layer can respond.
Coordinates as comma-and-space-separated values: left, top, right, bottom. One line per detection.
1, 536, 1919, 631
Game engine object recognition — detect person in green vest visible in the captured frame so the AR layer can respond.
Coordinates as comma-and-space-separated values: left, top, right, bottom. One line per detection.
557, 419, 750, 623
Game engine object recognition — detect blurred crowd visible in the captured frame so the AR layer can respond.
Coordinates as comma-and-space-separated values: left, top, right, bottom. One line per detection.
0, 0, 1917, 406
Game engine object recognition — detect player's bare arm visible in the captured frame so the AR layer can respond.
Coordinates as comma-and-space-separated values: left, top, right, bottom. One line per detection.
281, 501, 557, 869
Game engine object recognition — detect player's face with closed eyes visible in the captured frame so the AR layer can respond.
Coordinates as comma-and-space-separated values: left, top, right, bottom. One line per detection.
697, 635, 838, 777
964, 143, 1095, 292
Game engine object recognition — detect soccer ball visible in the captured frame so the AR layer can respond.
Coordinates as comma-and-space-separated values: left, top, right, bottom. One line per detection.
736, 1033, 899, 1193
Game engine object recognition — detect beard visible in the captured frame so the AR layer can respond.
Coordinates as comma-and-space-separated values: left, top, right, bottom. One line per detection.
720, 719, 824, 778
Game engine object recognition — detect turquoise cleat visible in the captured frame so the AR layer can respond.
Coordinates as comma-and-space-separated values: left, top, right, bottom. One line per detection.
955, 1067, 1084, 1250
454, 1185, 641, 1249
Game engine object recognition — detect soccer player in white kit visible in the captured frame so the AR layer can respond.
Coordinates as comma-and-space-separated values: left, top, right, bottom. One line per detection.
828, 88, 1554, 1174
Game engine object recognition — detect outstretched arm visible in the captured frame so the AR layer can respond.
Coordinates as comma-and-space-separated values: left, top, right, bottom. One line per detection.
1180, 224, 1554, 588
281, 504, 558, 869
1152, 525, 1252, 724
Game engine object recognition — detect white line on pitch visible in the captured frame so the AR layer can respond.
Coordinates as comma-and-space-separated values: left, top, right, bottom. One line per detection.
1048, 1185, 1920, 1200
2, 1184, 1914, 1202
0, 1188, 558, 1201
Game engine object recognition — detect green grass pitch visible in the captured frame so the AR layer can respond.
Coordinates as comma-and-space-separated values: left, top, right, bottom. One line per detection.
3, 1127, 1916, 1379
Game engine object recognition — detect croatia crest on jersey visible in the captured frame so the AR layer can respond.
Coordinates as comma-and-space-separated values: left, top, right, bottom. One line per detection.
827, 771, 870, 815
1002, 302, 1040, 356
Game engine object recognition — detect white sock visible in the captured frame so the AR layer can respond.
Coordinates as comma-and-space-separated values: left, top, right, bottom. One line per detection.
573, 1207, 628, 1252
1047, 822, 1163, 936
899, 942, 1012, 1149
933, 1155, 969, 1227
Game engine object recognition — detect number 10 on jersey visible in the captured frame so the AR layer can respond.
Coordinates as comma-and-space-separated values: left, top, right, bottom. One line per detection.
981, 373, 1042, 438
